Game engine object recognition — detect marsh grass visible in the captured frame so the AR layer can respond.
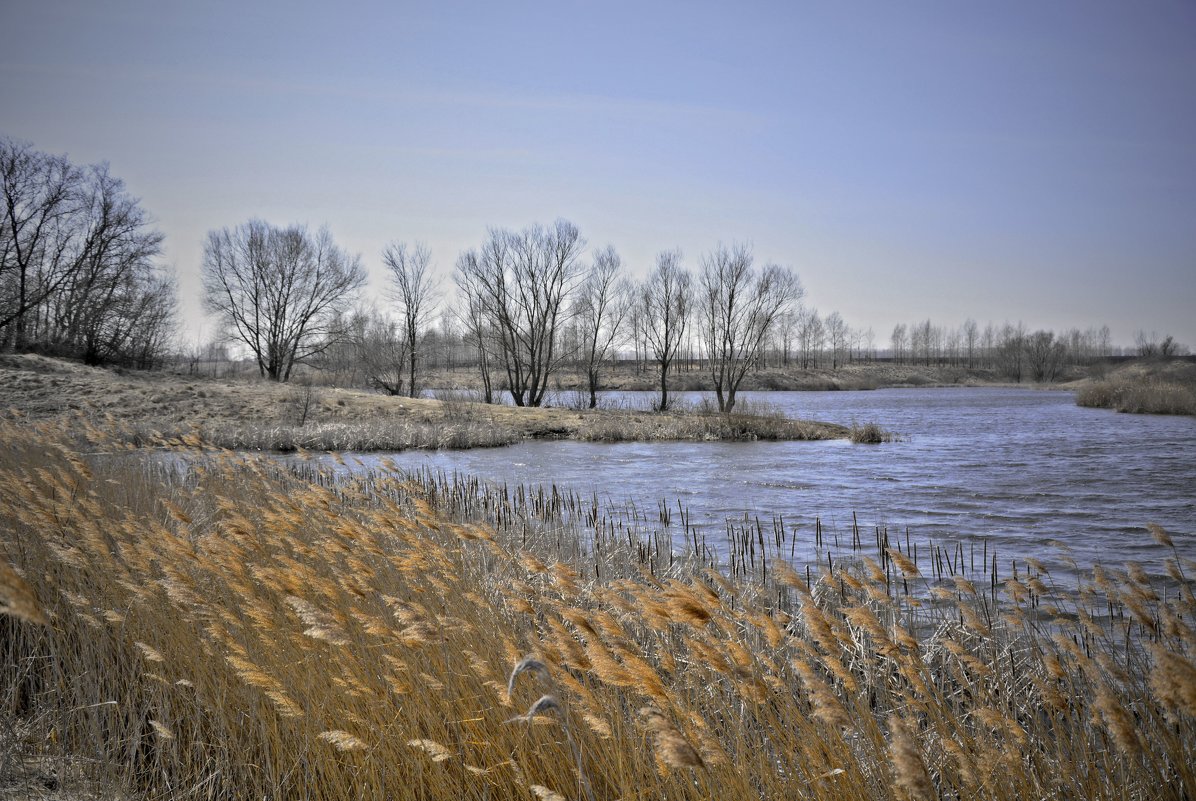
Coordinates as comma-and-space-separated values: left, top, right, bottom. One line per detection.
201, 419, 522, 451
1077, 378, 1196, 416
574, 411, 838, 443
848, 422, 894, 444
2, 420, 1193, 800
577, 397, 844, 443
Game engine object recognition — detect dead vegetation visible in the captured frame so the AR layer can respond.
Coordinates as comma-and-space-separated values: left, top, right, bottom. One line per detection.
1074, 359, 1196, 416
0, 355, 846, 450
1, 420, 1193, 800
848, 422, 894, 444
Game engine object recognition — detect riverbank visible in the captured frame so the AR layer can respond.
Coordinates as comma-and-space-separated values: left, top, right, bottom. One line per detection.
0, 355, 848, 450
1072, 359, 1196, 416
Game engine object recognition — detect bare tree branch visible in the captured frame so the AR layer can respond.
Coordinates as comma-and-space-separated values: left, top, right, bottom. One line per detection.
382, 241, 439, 398
640, 250, 692, 411
201, 220, 365, 381
453, 219, 586, 406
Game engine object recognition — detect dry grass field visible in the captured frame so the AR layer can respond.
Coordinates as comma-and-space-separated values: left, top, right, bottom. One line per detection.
2, 419, 1193, 800
0, 355, 846, 450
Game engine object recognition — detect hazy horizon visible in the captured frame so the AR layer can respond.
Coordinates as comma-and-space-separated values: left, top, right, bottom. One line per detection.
3, 0, 1194, 349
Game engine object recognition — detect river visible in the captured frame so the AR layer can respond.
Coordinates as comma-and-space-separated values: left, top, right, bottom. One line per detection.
328, 387, 1195, 578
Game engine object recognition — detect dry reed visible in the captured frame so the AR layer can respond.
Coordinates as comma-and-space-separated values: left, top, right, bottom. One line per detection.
0, 419, 1193, 800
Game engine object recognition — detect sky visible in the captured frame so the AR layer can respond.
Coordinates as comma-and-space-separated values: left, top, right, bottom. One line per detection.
3, 0, 1194, 348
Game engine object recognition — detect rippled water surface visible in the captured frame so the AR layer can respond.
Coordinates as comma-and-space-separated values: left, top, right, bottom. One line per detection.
343, 388, 1195, 573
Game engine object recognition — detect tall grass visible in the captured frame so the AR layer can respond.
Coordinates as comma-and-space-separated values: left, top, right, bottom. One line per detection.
1077, 378, 1196, 416
848, 422, 893, 444
1, 420, 1194, 800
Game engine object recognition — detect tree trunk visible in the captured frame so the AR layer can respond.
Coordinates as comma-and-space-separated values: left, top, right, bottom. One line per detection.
408, 333, 418, 398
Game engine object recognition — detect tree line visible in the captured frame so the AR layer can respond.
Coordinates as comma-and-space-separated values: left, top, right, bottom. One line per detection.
212, 218, 804, 412
5, 136, 1183, 399
885, 320, 1118, 382
192, 214, 1186, 409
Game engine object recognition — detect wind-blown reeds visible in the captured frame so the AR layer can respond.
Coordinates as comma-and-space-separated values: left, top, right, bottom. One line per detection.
1, 420, 1193, 800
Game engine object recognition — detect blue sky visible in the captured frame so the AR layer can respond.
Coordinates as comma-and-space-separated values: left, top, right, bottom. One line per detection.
3, 0, 1194, 347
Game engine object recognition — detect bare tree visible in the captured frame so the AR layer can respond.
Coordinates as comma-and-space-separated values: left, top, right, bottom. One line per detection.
453, 251, 499, 403
1096, 325, 1112, 359
44, 164, 169, 365
698, 244, 802, 412
797, 308, 823, 369
382, 241, 439, 397
1160, 336, 1187, 357
863, 327, 876, 362
1025, 330, 1066, 382
640, 250, 692, 411
346, 307, 408, 395
434, 311, 462, 369
908, 320, 933, 366
2, 139, 175, 364
628, 300, 647, 374
890, 323, 907, 364
574, 245, 632, 408
1, 137, 85, 349
93, 270, 176, 369
996, 322, 1027, 381
775, 309, 799, 366
1134, 330, 1182, 358
962, 319, 979, 368
202, 220, 365, 382
454, 220, 586, 406
824, 311, 848, 370
944, 327, 961, 367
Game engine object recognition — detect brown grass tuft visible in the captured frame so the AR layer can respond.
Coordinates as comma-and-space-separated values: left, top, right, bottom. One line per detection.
0, 558, 48, 624
889, 716, 934, 800
319, 730, 368, 752
639, 707, 705, 771
407, 739, 452, 762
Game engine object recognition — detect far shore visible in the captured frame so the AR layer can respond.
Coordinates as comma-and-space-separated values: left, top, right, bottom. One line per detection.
420, 360, 1069, 394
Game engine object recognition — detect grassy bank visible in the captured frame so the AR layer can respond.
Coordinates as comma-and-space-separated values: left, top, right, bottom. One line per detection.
0, 354, 847, 450
1077, 380, 1196, 415
2, 422, 1193, 800
1073, 359, 1196, 416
